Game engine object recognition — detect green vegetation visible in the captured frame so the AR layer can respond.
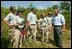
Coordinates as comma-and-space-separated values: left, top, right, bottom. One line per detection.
1, 1, 71, 48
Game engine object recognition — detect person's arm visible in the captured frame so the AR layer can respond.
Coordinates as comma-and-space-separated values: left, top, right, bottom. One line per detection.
62, 24, 65, 32
49, 24, 52, 32
3, 19, 9, 26
38, 21, 40, 29
3, 13, 14, 29
61, 15, 66, 32
36, 15, 39, 25
3, 19, 14, 29
3, 13, 10, 26
51, 17, 54, 31
27, 14, 31, 26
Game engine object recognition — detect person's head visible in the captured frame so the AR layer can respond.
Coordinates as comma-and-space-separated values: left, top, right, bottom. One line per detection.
17, 12, 21, 16
48, 12, 52, 17
16, 10, 23, 16
41, 13, 45, 19
31, 8, 36, 13
55, 8, 59, 15
10, 6, 16, 13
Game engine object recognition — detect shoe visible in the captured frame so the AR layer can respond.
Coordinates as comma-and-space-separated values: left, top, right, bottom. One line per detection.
19, 45, 22, 48
41, 39, 44, 42
45, 40, 48, 42
58, 46, 63, 48
45, 40, 50, 44
32, 39, 36, 41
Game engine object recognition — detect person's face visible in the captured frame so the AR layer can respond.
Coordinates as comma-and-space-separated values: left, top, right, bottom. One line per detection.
15, 11, 17, 15
55, 9, 59, 15
33, 9, 36, 14
19, 12, 22, 16
42, 13, 45, 19
48, 14, 52, 17
13, 7, 16, 12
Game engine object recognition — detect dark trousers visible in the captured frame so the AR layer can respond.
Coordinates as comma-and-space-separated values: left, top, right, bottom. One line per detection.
54, 26, 62, 47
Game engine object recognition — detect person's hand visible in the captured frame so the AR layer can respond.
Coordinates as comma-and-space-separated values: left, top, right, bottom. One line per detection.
26, 22, 30, 27
49, 29, 51, 32
62, 24, 66, 32
8, 24, 14, 29
62, 28, 66, 32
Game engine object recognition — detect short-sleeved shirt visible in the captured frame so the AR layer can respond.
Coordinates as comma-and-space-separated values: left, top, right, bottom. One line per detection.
39, 17, 47, 26
27, 12, 37, 24
16, 16, 25, 28
4, 12, 17, 25
52, 14, 65, 26
46, 16, 53, 25
38, 18, 43, 25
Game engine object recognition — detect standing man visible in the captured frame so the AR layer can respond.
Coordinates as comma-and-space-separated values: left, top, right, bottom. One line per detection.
27, 8, 37, 41
3, 6, 21, 48
52, 9, 65, 48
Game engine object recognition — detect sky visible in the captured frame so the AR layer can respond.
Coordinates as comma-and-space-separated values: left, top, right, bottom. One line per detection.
1, 1, 61, 9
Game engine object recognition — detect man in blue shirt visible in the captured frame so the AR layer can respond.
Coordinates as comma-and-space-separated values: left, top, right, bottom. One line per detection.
52, 9, 65, 48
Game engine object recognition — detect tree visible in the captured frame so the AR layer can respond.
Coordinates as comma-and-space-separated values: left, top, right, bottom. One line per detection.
61, 10, 71, 29
17, 5, 25, 12
52, 4, 59, 9
60, 1, 71, 12
28, 3, 35, 9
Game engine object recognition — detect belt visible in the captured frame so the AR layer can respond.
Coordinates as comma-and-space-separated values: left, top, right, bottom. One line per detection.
54, 25, 62, 27
31, 24, 36, 25
41, 26, 46, 27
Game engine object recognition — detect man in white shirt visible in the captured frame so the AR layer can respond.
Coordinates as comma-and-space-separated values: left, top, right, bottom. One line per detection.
3, 6, 21, 48
27, 8, 37, 41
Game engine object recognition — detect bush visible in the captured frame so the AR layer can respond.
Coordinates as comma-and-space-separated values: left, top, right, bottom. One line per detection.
61, 10, 71, 29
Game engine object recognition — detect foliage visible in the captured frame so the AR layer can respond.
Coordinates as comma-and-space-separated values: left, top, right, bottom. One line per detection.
1, 2, 71, 48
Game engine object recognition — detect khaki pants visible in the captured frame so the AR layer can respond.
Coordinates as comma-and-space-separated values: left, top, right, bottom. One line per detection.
10, 29, 21, 48
45, 25, 52, 42
29, 24, 37, 40
40, 26, 49, 42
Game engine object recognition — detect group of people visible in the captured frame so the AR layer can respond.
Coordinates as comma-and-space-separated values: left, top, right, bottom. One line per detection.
3, 6, 66, 48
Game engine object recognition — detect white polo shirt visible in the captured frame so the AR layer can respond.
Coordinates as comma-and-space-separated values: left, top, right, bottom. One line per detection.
16, 16, 24, 28
27, 12, 37, 24
39, 17, 47, 26
46, 16, 53, 25
4, 12, 17, 25
16, 16, 24, 24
